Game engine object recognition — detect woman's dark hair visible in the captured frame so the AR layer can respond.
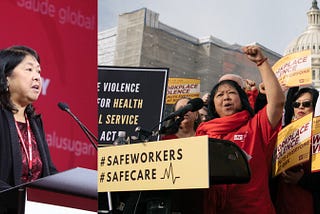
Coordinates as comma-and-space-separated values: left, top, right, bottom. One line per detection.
0, 45, 40, 116
284, 87, 319, 127
207, 80, 254, 119
162, 97, 201, 135
254, 92, 267, 113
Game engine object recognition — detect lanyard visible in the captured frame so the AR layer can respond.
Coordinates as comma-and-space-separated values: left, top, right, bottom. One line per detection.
15, 116, 33, 175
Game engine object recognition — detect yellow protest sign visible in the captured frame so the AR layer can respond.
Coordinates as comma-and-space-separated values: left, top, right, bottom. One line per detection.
98, 136, 209, 192
272, 50, 312, 87
273, 113, 313, 177
166, 78, 200, 104
312, 116, 320, 172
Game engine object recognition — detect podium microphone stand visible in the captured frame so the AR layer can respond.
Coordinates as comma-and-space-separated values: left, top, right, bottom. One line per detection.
57, 102, 113, 213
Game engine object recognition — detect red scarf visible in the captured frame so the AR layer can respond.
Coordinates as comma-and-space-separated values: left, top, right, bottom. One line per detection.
196, 110, 251, 138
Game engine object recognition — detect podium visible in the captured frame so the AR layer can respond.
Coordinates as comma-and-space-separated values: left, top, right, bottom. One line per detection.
0, 167, 97, 214
208, 138, 251, 184
98, 136, 250, 213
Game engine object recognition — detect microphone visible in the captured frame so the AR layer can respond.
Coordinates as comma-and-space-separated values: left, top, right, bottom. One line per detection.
135, 126, 154, 137
57, 102, 98, 150
135, 126, 157, 142
58, 103, 114, 212
158, 117, 183, 135
163, 98, 204, 121
57, 102, 70, 112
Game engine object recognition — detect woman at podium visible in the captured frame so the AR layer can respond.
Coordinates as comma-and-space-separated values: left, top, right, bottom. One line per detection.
0, 46, 57, 192
196, 45, 284, 214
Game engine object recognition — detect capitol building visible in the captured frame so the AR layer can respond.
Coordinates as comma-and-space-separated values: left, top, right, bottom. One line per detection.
99, 0, 320, 91
285, 0, 320, 88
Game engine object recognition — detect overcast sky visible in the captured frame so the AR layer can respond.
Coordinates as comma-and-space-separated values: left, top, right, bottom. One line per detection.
99, 0, 314, 55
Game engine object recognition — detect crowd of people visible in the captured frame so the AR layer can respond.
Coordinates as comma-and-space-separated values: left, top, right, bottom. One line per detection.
161, 45, 320, 214
0, 43, 318, 213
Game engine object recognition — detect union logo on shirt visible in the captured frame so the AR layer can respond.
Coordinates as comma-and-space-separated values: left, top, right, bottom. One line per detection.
234, 134, 244, 141
233, 132, 247, 142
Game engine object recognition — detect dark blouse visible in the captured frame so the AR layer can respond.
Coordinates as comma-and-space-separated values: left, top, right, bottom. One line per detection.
16, 121, 43, 183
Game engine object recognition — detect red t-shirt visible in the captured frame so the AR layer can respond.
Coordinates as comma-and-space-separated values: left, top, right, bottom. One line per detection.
196, 107, 281, 214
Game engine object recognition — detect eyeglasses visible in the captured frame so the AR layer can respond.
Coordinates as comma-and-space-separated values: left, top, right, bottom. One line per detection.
292, 101, 312, 108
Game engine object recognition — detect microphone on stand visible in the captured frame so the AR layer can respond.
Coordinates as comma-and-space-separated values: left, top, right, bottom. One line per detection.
162, 98, 204, 121
135, 126, 156, 142
158, 116, 184, 135
136, 98, 204, 141
57, 102, 113, 213
158, 98, 204, 135
57, 102, 97, 150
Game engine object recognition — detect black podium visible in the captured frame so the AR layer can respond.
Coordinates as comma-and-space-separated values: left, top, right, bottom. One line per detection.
208, 138, 251, 184
0, 167, 97, 214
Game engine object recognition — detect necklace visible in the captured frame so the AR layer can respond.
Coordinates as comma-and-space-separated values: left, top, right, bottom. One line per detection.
15, 115, 33, 177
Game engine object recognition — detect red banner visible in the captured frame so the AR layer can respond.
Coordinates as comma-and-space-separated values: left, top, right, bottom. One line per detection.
0, 0, 97, 171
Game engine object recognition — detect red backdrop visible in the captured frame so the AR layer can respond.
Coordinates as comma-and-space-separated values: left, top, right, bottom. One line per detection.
1, 0, 97, 171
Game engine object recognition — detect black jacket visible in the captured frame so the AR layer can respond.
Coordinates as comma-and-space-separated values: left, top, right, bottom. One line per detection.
0, 108, 57, 191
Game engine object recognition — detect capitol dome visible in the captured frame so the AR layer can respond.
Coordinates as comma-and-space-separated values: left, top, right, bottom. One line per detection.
285, 0, 320, 55
284, 0, 320, 88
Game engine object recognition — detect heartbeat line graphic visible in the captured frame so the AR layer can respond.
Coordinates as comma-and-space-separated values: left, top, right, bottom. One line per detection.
160, 162, 181, 184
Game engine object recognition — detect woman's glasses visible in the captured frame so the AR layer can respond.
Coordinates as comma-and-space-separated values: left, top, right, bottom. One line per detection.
292, 100, 312, 108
